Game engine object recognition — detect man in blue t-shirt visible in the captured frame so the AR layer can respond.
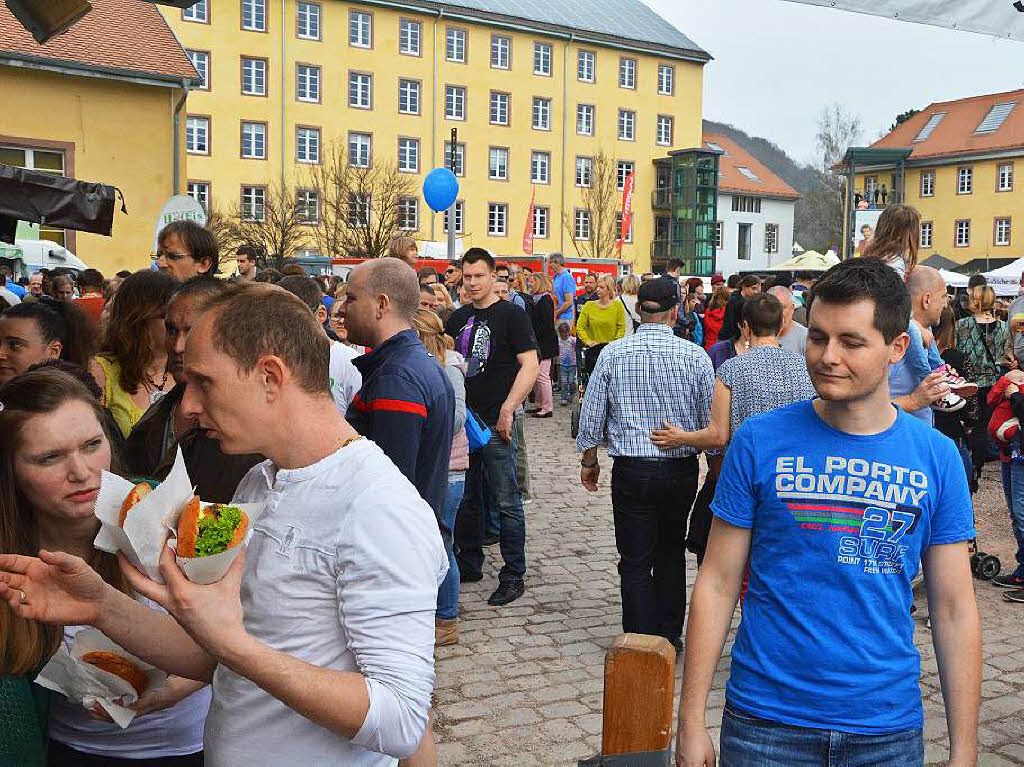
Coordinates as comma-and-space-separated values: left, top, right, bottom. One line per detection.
676, 259, 981, 767
550, 253, 577, 325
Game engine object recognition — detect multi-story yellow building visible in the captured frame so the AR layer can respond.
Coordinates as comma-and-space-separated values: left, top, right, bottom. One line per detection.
844, 89, 1024, 268
162, 0, 708, 271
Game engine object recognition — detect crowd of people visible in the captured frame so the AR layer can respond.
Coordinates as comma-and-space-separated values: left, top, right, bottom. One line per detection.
0, 202, 1013, 765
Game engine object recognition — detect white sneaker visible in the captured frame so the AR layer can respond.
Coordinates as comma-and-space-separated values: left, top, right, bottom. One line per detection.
938, 364, 978, 396
932, 392, 965, 412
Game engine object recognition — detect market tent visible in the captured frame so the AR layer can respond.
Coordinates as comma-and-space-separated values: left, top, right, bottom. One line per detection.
768, 250, 841, 271
980, 257, 1024, 296
921, 254, 961, 271
938, 269, 968, 289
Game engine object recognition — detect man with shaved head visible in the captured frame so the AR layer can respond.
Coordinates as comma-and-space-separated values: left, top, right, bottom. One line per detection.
767, 285, 807, 356
342, 258, 455, 519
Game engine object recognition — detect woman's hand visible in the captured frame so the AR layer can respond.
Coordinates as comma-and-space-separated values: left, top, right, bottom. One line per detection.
131, 676, 207, 717
651, 422, 688, 450
0, 550, 111, 627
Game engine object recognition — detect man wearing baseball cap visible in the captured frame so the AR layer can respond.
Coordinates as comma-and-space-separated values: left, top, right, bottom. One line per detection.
577, 276, 714, 650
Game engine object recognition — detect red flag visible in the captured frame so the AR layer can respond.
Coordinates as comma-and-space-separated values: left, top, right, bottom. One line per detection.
616, 171, 635, 254
522, 185, 536, 255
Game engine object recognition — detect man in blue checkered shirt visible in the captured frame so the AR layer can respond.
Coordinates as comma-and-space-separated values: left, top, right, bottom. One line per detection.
577, 276, 714, 651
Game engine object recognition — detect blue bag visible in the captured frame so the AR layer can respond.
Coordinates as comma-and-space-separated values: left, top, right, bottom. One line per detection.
465, 408, 491, 452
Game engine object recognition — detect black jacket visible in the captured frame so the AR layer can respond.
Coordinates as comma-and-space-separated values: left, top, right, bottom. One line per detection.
719, 291, 744, 342
531, 294, 559, 360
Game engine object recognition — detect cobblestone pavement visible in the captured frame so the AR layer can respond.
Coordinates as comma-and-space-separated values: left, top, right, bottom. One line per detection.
434, 407, 1024, 766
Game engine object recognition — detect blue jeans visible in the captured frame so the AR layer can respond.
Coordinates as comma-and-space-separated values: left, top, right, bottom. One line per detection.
455, 427, 527, 584
437, 478, 464, 619
904, 321, 944, 382
560, 362, 577, 403
999, 462, 1024, 573
720, 705, 923, 766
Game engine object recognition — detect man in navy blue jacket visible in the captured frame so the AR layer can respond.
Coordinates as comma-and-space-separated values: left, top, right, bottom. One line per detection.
342, 259, 455, 518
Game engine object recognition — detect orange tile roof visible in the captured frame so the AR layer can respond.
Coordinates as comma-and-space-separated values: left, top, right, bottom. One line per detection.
702, 133, 799, 200
870, 89, 1024, 161
0, 0, 197, 84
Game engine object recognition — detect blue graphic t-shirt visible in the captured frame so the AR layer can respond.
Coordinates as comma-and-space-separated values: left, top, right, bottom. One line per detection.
712, 399, 975, 735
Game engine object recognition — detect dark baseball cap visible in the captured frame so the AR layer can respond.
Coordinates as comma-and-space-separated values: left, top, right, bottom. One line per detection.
637, 276, 679, 313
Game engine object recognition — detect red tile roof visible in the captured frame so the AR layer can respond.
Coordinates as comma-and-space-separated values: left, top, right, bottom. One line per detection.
702, 133, 799, 200
0, 0, 197, 83
870, 89, 1024, 161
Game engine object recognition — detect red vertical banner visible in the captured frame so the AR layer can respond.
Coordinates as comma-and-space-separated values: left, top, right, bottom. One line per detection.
616, 171, 635, 254
522, 185, 536, 255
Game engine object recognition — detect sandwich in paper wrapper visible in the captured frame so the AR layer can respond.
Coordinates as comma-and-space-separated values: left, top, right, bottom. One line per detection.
34, 628, 167, 728
93, 447, 264, 585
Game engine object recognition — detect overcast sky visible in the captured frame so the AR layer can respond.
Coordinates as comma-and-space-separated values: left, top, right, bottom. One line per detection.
648, 0, 1024, 166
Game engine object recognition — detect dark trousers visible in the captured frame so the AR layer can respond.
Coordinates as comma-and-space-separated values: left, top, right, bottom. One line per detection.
687, 454, 724, 565
48, 740, 203, 767
611, 456, 699, 648
971, 385, 994, 480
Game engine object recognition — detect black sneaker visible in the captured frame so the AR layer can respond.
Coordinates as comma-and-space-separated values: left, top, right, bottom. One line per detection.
991, 573, 1024, 589
1003, 588, 1024, 603
487, 580, 525, 606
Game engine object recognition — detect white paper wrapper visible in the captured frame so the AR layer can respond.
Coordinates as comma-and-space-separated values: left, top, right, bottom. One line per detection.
165, 501, 264, 585
34, 629, 167, 728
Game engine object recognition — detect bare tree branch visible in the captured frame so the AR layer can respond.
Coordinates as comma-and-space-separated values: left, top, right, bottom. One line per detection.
226, 184, 310, 270
562, 150, 621, 259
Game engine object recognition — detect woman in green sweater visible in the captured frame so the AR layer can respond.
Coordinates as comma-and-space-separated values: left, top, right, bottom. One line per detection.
576, 275, 626, 377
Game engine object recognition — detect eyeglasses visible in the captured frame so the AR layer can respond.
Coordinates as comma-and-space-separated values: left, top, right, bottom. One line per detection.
155, 250, 191, 262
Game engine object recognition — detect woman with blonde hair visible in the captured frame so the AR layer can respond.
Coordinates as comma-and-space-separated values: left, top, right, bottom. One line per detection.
860, 203, 921, 278
528, 273, 559, 418
431, 282, 453, 309
576, 275, 626, 376
956, 284, 1009, 478
618, 274, 641, 334
386, 235, 418, 267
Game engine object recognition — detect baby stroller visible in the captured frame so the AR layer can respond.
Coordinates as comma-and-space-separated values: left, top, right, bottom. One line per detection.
570, 341, 591, 439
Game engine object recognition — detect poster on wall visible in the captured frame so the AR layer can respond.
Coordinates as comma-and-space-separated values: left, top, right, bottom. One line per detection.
853, 209, 882, 256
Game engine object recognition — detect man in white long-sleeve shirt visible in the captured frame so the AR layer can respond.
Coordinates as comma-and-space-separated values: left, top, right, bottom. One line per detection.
0, 283, 447, 766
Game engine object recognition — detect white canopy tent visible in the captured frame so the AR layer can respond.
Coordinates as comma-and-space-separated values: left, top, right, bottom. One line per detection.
980, 257, 1024, 296
768, 250, 841, 271
938, 269, 968, 289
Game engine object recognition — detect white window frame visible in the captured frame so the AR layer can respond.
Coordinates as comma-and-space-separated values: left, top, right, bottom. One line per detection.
185, 116, 209, 155
533, 206, 549, 238
658, 64, 674, 95
443, 200, 465, 234
764, 223, 779, 254
397, 196, 419, 231
574, 208, 591, 240
183, 0, 207, 22
615, 212, 633, 243
618, 109, 635, 141
187, 181, 210, 210
577, 50, 595, 83
349, 72, 372, 109
920, 170, 935, 197
348, 132, 371, 168
241, 121, 266, 159
714, 221, 723, 249
490, 91, 510, 126
242, 0, 266, 32
398, 137, 419, 173
348, 194, 371, 228
488, 147, 509, 181
296, 127, 320, 164
616, 160, 634, 191
187, 50, 209, 90
241, 185, 266, 221
995, 218, 1012, 247
296, 188, 319, 224
241, 57, 266, 96
998, 163, 1014, 192
398, 79, 420, 115
445, 85, 466, 121
955, 219, 971, 248
957, 167, 973, 195
576, 104, 594, 136
533, 42, 552, 76
349, 10, 372, 48
531, 151, 550, 184
488, 203, 508, 236
575, 156, 593, 188
296, 2, 320, 40
532, 97, 551, 131
296, 64, 320, 102
446, 28, 467, 63
399, 19, 421, 56
656, 115, 673, 146
491, 35, 511, 69
444, 141, 466, 176
920, 221, 933, 248
619, 57, 636, 89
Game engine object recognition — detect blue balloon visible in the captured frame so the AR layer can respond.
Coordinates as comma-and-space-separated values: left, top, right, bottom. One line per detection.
423, 168, 459, 213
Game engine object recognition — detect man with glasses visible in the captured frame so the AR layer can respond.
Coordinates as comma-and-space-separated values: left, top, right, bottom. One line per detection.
155, 220, 219, 281
445, 260, 463, 304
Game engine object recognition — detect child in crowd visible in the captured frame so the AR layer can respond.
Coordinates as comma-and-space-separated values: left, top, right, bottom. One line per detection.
557, 322, 576, 406
988, 369, 1024, 445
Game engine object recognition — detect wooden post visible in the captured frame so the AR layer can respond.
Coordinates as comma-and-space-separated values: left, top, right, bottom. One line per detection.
600, 633, 676, 757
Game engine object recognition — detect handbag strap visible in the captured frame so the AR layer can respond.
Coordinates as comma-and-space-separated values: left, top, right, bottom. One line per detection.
974, 317, 1000, 370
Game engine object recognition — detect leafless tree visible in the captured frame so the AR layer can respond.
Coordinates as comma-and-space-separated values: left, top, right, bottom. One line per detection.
305, 141, 417, 259
204, 200, 242, 258
227, 184, 310, 269
562, 150, 621, 259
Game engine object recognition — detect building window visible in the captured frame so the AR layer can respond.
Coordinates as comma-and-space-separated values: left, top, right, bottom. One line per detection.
187, 50, 209, 89
920, 221, 933, 248
348, 132, 371, 167
531, 151, 550, 184
446, 28, 466, 62
616, 160, 634, 191
996, 218, 1012, 246
533, 206, 549, 238
957, 167, 973, 195
656, 115, 673, 146
348, 194, 370, 228
618, 109, 635, 141
574, 209, 591, 240
241, 185, 266, 221
920, 170, 935, 197
532, 97, 551, 130
296, 64, 320, 102
398, 79, 420, 114
183, 0, 207, 22
998, 163, 1014, 192
444, 141, 466, 176
658, 64, 674, 95
533, 42, 551, 76
488, 203, 508, 236
731, 195, 762, 213
187, 181, 210, 210
241, 57, 267, 96
185, 116, 208, 154
764, 223, 779, 254
296, 188, 319, 224
955, 219, 970, 247
714, 221, 723, 249
242, 0, 265, 32
443, 200, 464, 234
0, 146, 65, 243
296, 2, 320, 39
619, 57, 636, 89
490, 92, 510, 126
296, 127, 320, 163
575, 156, 593, 187
577, 104, 594, 136
445, 85, 466, 120
349, 72, 371, 108
615, 212, 633, 243
398, 137, 419, 173
491, 35, 511, 69
349, 10, 371, 48
864, 175, 878, 201
241, 122, 266, 159
399, 19, 421, 55
397, 197, 419, 231
577, 50, 595, 82
488, 147, 509, 180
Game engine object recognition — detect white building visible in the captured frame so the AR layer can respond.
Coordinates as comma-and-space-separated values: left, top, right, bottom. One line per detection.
704, 133, 799, 277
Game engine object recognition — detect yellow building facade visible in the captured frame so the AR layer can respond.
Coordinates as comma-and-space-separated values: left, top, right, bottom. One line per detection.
163, 0, 708, 271
847, 90, 1024, 267
0, 0, 199, 275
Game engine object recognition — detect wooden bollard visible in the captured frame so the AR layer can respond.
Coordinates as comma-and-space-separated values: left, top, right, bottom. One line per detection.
600, 633, 675, 759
